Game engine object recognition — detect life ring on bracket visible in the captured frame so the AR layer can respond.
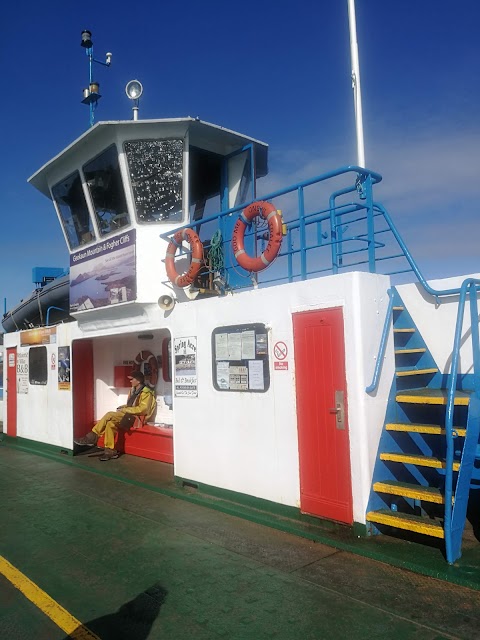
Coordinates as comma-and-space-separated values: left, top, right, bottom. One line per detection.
165, 228, 203, 288
232, 201, 283, 272
134, 350, 158, 387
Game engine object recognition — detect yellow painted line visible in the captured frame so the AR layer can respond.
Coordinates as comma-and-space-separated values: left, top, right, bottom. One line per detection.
394, 348, 426, 354
373, 481, 445, 504
386, 423, 466, 437
396, 368, 438, 377
393, 328, 415, 333
366, 511, 444, 538
0, 555, 100, 640
396, 392, 470, 406
380, 452, 460, 471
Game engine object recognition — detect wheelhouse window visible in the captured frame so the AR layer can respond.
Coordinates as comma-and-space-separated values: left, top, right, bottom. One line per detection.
29, 346, 48, 385
83, 145, 130, 236
124, 139, 183, 223
52, 171, 95, 249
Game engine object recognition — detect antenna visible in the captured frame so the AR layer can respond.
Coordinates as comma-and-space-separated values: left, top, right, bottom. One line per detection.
80, 30, 112, 128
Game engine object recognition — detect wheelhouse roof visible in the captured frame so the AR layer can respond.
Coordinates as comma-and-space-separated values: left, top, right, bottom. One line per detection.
28, 118, 269, 198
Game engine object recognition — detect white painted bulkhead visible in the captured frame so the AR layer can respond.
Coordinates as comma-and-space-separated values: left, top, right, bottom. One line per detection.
396, 273, 480, 374
4, 270, 393, 526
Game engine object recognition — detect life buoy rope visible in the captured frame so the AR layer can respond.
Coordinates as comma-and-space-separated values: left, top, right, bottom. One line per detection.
232, 201, 283, 272
165, 228, 203, 288
134, 350, 158, 387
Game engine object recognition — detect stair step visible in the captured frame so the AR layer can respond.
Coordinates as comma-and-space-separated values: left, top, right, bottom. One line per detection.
386, 423, 466, 437
373, 480, 445, 504
395, 348, 427, 354
394, 328, 415, 333
396, 368, 438, 377
380, 452, 460, 471
366, 509, 444, 538
396, 388, 470, 406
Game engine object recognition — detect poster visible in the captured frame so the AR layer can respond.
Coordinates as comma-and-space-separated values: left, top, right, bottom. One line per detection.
17, 352, 29, 394
20, 326, 56, 347
174, 337, 197, 397
58, 346, 71, 390
70, 230, 136, 312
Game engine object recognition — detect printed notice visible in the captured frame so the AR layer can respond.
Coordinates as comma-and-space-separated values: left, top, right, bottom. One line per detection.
227, 333, 242, 361
216, 361, 230, 389
241, 330, 255, 360
17, 352, 29, 394
255, 333, 268, 355
248, 359, 264, 390
215, 333, 229, 360
229, 365, 248, 390
174, 337, 198, 397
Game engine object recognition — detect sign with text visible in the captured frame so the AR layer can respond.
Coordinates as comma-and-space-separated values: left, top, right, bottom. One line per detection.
174, 336, 197, 397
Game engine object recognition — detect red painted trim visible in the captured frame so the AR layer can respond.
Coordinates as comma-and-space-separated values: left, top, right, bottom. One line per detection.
6, 348, 17, 437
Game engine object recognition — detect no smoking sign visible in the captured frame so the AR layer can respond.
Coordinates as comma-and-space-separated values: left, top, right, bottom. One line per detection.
273, 341, 288, 361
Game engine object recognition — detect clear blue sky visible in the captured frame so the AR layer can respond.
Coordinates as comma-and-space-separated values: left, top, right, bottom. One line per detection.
1, 0, 479, 313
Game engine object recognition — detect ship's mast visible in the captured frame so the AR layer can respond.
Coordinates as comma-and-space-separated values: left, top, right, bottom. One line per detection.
347, 0, 365, 168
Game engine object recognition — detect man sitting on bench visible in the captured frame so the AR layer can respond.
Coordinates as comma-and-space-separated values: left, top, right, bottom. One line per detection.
74, 370, 157, 461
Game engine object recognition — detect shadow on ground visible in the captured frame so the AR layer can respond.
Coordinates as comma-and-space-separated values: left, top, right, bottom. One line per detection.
65, 583, 168, 640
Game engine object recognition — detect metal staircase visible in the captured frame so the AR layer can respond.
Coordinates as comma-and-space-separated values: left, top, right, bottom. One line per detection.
366, 288, 480, 562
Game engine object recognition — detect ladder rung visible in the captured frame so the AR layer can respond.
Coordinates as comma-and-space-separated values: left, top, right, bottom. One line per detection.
396, 368, 438, 377
393, 306, 404, 311
395, 348, 427, 354
366, 509, 444, 538
373, 480, 445, 504
386, 423, 466, 437
394, 328, 415, 333
380, 452, 460, 471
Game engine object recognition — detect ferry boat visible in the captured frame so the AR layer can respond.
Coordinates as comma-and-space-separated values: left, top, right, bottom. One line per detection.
2, 66, 479, 567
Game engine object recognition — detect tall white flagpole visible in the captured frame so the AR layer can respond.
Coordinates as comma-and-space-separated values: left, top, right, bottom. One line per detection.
347, 0, 366, 167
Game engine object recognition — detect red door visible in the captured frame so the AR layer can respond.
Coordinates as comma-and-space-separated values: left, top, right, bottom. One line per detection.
6, 348, 17, 437
72, 339, 94, 440
293, 307, 353, 523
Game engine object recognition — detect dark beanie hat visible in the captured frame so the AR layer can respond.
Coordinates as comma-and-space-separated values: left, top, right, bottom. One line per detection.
128, 370, 145, 384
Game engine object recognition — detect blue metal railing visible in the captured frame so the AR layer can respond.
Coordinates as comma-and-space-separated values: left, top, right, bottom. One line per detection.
161, 165, 385, 287
443, 279, 480, 562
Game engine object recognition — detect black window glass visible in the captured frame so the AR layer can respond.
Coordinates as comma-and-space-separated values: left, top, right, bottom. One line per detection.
52, 172, 95, 249
83, 145, 130, 236
124, 139, 183, 223
29, 347, 48, 385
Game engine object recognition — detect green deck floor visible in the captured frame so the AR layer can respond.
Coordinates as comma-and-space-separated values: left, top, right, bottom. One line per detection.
1, 443, 480, 639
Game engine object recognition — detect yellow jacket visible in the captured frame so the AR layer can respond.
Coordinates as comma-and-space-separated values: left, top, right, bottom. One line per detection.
122, 385, 157, 421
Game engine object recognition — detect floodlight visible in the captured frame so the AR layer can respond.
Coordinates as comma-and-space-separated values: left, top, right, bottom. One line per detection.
125, 80, 143, 101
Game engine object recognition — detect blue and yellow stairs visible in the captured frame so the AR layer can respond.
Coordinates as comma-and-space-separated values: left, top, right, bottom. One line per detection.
366, 289, 480, 562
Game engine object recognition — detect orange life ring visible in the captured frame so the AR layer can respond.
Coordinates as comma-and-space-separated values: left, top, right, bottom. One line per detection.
232, 201, 283, 272
134, 350, 159, 387
165, 228, 203, 287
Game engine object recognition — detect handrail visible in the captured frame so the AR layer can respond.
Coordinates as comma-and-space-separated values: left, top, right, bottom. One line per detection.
443, 278, 480, 561
365, 289, 395, 393
366, 203, 480, 393
46, 306, 65, 326
160, 165, 382, 241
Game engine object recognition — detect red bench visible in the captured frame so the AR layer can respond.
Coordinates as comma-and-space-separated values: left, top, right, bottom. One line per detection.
97, 415, 173, 463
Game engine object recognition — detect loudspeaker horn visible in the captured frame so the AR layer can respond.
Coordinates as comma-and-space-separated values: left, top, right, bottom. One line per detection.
158, 294, 175, 311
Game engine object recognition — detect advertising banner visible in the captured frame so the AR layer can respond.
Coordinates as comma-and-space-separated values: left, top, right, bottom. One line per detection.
70, 230, 136, 312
